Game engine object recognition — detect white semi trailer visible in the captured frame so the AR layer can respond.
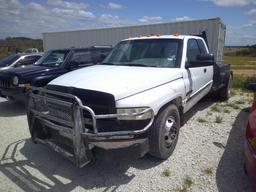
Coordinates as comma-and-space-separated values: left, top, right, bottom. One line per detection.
43, 17, 226, 64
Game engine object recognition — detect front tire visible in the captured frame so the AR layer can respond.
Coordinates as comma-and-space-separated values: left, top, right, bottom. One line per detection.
149, 104, 180, 159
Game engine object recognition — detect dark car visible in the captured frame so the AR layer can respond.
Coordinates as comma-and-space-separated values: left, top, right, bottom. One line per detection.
245, 82, 256, 188
0, 53, 42, 71
0, 46, 112, 101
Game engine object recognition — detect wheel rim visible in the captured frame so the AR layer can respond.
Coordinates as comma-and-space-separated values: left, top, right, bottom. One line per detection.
164, 116, 178, 148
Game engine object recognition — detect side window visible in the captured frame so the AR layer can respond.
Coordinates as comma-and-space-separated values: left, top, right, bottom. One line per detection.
70, 51, 92, 67
197, 39, 208, 54
15, 55, 41, 67
91, 49, 110, 63
187, 39, 201, 63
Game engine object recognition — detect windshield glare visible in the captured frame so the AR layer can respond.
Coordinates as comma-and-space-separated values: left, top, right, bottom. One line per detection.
0, 54, 20, 67
36, 50, 70, 67
103, 39, 182, 68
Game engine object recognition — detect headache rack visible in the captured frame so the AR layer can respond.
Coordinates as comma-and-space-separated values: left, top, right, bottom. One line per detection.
28, 86, 154, 167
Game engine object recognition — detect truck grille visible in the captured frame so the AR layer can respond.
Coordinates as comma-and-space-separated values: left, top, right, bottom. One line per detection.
34, 95, 73, 123
48, 102, 73, 122
42, 85, 116, 130
0, 79, 11, 88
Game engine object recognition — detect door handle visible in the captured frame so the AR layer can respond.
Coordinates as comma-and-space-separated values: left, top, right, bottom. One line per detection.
204, 68, 207, 73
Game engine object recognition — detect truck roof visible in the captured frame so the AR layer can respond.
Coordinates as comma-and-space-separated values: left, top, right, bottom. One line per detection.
122, 35, 203, 41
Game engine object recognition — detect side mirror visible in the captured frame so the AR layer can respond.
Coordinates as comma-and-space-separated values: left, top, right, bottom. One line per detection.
186, 54, 214, 68
196, 53, 214, 67
196, 54, 214, 62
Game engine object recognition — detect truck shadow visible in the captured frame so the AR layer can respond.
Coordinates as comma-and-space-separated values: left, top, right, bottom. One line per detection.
182, 97, 214, 125
216, 108, 254, 192
0, 99, 26, 117
0, 99, 216, 192
0, 139, 162, 192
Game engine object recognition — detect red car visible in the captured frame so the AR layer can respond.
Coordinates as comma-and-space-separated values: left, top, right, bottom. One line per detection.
245, 83, 256, 187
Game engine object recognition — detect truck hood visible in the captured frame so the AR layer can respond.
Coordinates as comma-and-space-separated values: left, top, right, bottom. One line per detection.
0, 65, 65, 82
49, 65, 183, 100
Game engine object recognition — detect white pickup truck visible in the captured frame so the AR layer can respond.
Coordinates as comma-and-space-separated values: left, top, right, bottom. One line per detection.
27, 34, 232, 167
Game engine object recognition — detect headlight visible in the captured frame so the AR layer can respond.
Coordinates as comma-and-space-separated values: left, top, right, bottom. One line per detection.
12, 76, 19, 86
116, 107, 153, 120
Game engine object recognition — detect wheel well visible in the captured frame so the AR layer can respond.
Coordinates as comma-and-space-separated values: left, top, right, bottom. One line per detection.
158, 97, 184, 117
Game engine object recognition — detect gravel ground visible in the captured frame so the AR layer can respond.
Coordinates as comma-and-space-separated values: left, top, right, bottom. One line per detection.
0, 91, 254, 192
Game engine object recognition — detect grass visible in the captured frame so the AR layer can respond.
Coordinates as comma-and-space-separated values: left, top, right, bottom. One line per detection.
211, 105, 221, 112
235, 100, 245, 105
223, 109, 230, 113
176, 176, 194, 192
215, 116, 223, 124
231, 89, 237, 96
202, 167, 214, 176
226, 102, 240, 110
162, 168, 171, 177
232, 76, 256, 89
224, 55, 256, 66
224, 55, 256, 89
207, 111, 213, 116
197, 117, 207, 123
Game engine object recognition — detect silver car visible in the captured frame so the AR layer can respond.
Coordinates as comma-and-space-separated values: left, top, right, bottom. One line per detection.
0, 53, 43, 71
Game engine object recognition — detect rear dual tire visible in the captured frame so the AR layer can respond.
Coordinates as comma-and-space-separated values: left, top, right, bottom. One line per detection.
218, 73, 232, 101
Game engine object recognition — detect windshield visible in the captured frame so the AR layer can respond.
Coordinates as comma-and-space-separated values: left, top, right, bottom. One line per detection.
36, 50, 70, 67
102, 39, 182, 68
0, 54, 20, 67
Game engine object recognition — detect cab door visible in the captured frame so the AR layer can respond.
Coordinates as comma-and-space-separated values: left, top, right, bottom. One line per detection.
185, 38, 213, 102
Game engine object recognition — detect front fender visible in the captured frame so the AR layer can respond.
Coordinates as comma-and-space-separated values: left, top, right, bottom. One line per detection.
116, 78, 186, 116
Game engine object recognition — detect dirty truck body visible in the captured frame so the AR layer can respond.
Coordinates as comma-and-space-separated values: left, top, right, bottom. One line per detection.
27, 21, 231, 167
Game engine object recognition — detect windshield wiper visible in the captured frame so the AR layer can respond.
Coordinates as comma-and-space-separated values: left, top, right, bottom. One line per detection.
121, 63, 156, 67
101, 62, 116, 65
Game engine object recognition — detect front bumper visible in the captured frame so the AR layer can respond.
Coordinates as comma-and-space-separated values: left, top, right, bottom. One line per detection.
27, 87, 154, 167
244, 140, 256, 188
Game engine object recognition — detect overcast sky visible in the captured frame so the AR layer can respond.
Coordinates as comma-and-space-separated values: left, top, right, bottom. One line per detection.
0, 0, 255, 45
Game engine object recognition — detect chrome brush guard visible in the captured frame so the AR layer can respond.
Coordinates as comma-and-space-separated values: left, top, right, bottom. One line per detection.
27, 87, 154, 167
